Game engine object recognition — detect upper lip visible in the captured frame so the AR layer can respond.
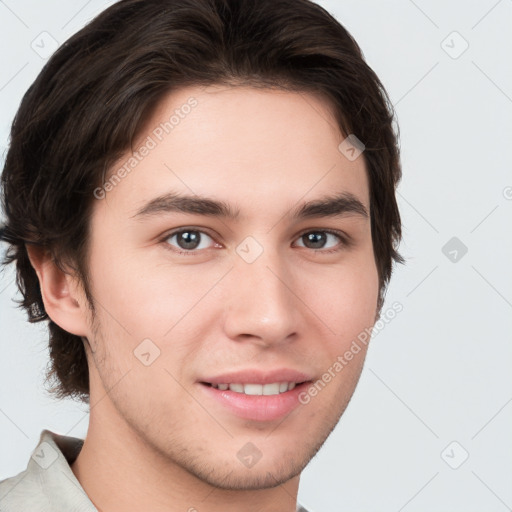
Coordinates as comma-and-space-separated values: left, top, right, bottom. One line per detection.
200, 368, 313, 385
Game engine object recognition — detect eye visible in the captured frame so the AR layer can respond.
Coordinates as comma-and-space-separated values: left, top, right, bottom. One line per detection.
162, 227, 348, 256
294, 229, 347, 253
163, 228, 217, 255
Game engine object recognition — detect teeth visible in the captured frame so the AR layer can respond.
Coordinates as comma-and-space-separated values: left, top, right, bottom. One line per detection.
244, 383, 263, 395
263, 383, 280, 395
210, 382, 300, 395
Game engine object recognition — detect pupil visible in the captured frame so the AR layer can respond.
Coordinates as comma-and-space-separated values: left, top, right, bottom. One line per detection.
305, 232, 325, 249
179, 231, 200, 249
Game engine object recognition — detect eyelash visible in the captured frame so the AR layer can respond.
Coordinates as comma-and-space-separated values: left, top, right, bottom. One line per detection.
160, 227, 350, 257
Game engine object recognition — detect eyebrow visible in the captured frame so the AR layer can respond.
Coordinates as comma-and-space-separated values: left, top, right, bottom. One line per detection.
131, 191, 368, 221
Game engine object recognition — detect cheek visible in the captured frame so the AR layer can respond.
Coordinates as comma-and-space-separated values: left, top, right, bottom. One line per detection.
307, 256, 379, 351
88, 243, 227, 342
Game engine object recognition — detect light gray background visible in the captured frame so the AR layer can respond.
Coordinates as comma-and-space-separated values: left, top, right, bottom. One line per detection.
1, 1, 511, 511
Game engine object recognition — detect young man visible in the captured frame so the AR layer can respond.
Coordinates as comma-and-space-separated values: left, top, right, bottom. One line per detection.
0, 0, 402, 510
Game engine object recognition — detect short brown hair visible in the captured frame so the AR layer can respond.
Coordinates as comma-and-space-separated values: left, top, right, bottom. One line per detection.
0, 0, 403, 403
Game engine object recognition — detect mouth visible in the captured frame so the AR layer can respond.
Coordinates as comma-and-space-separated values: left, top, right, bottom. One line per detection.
198, 378, 313, 422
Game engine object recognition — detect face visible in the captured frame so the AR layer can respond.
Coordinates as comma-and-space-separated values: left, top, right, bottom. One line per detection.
80, 84, 379, 489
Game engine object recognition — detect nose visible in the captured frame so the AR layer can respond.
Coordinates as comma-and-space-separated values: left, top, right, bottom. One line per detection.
222, 246, 301, 348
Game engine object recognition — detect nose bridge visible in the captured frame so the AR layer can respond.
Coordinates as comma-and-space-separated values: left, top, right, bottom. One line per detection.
222, 240, 299, 344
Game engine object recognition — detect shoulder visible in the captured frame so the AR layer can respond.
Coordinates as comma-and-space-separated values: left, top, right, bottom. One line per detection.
0, 429, 93, 512
0, 463, 50, 511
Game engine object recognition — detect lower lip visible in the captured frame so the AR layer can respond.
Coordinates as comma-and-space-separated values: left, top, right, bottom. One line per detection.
198, 382, 310, 422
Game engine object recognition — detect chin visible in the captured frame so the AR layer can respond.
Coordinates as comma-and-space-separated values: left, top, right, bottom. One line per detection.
195, 459, 305, 491
186, 432, 331, 491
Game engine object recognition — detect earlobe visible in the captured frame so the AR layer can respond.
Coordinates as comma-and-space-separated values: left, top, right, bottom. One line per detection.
25, 244, 89, 337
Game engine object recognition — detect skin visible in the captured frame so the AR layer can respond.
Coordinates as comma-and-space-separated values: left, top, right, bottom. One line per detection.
27, 85, 379, 512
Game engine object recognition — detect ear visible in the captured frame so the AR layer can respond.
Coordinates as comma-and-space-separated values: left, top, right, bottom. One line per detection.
26, 244, 90, 337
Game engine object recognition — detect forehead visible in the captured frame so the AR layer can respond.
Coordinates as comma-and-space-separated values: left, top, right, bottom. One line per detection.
97, 84, 369, 221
